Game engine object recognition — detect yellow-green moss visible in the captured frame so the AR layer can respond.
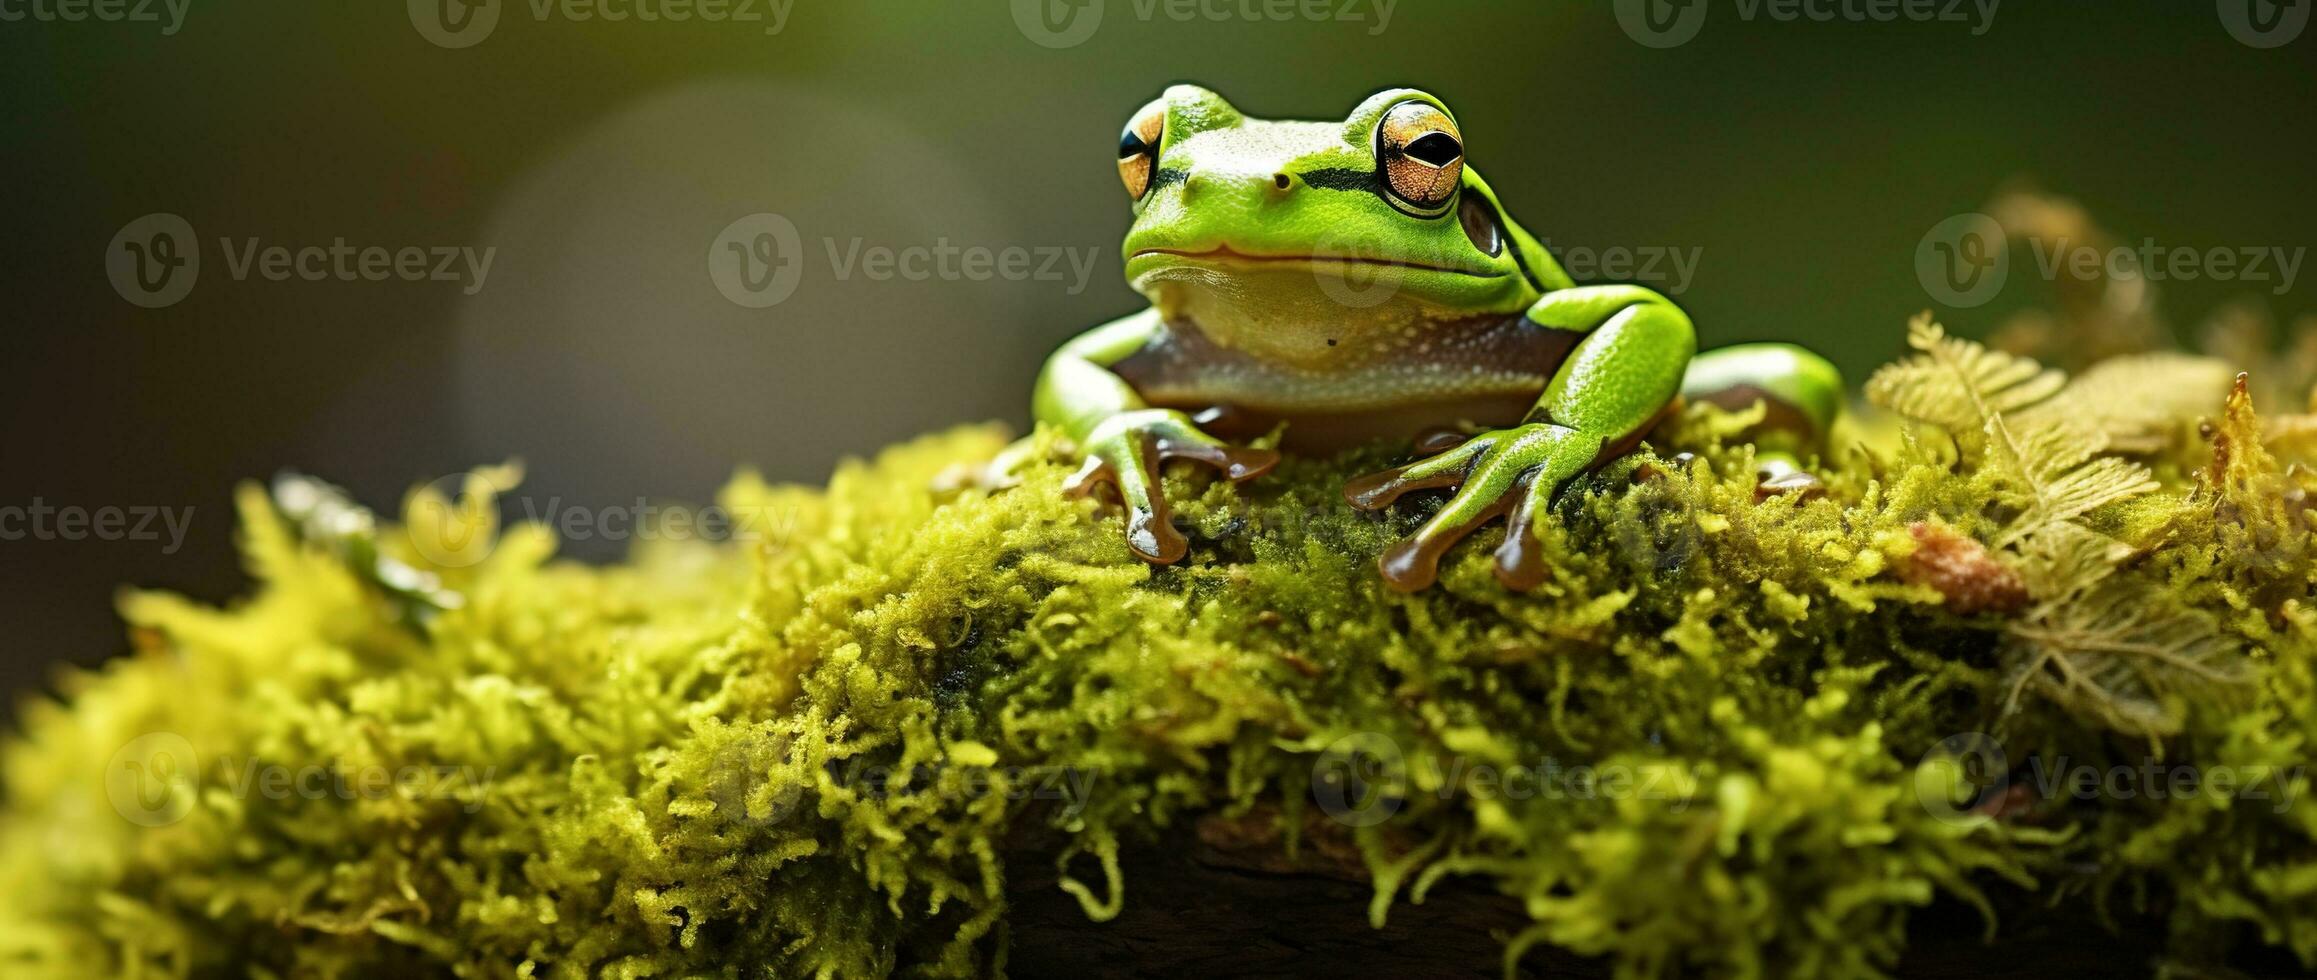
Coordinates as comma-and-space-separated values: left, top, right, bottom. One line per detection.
2, 329, 2313, 978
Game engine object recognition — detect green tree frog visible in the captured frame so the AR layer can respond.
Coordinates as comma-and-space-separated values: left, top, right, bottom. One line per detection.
1034, 85, 1844, 592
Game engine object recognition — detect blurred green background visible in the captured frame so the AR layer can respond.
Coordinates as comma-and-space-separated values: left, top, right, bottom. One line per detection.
1, 1, 2310, 711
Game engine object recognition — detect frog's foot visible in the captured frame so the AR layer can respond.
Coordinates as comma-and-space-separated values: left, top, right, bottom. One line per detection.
1345, 423, 1600, 593
1064, 409, 1279, 564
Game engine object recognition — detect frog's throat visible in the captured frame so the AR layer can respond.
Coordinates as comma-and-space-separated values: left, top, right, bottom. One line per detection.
1136, 268, 1513, 370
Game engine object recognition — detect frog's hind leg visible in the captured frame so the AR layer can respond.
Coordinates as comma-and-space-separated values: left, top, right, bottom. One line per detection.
1680, 343, 1844, 493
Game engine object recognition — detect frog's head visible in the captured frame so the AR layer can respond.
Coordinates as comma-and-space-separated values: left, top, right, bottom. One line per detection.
1116, 85, 1569, 353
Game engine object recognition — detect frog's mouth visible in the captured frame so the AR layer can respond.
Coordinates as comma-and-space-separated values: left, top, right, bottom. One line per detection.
1130, 245, 1502, 279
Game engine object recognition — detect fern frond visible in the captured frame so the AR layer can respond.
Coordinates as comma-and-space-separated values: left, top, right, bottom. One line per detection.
2023, 456, 2158, 538
1998, 520, 2253, 740
1868, 317, 2160, 552
2008, 522, 2122, 598
1867, 316, 2069, 437
2014, 351, 2234, 454
1988, 418, 2158, 549
1990, 413, 2096, 487
2005, 575, 2248, 740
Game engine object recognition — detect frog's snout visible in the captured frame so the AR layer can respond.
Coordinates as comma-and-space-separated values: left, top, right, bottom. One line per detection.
1181, 168, 1299, 202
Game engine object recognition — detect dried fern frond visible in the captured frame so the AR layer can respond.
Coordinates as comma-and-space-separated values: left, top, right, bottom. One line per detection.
1869, 317, 2161, 549
2006, 521, 2123, 599
2005, 563, 2249, 740
2014, 352, 2235, 454
1872, 318, 2231, 457
1994, 438, 2257, 741
1867, 316, 2069, 441
1984, 415, 2159, 549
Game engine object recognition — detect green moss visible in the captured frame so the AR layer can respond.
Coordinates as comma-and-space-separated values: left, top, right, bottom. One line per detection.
2, 328, 2313, 978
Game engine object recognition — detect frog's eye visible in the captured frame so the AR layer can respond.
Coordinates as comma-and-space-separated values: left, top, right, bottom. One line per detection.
1377, 101, 1463, 216
1118, 100, 1166, 201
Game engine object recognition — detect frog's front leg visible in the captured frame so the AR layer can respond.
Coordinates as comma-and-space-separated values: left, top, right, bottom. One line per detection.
1346, 286, 1694, 592
1036, 310, 1280, 563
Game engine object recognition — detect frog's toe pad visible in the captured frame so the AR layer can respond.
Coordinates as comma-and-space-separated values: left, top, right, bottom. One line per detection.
1156, 437, 1278, 483
1491, 480, 1551, 593
1063, 455, 1190, 564
1372, 474, 1527, 593
1123, 509, 1188, 564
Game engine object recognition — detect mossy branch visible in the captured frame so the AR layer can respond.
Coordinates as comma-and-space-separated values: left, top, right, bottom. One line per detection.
2, 315, 2311, 978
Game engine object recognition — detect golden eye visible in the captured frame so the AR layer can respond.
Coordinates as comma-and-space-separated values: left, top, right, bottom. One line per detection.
1118, 100, 1166, 201
1377, 101, 1463, 215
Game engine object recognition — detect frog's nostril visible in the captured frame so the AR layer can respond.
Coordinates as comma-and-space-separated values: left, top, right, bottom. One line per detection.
1272, 173, 1293, 191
